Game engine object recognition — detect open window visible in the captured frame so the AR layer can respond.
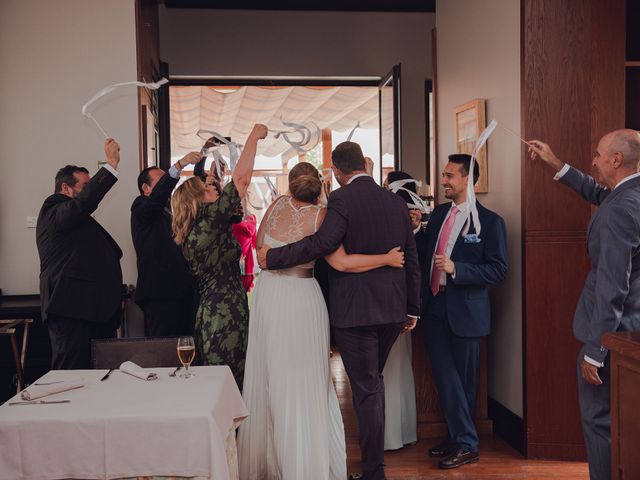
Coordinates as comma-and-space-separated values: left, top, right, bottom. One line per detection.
378, 64, 401, 181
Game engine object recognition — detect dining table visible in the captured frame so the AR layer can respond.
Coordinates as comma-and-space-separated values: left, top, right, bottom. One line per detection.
0, 365, 248, 480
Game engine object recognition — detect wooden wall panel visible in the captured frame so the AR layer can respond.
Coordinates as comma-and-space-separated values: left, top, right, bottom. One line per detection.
522, 0, 626, 461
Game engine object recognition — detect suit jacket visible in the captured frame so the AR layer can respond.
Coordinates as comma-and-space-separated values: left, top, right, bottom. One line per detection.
560, 167, 640, 364
36, 168, 122, 323
417, 201, 507, 337
130, 172, 194, 304
266, 175, 421, 328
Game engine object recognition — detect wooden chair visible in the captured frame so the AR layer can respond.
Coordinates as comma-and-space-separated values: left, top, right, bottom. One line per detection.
91, 337, 181, 369
0, 318, 33, 393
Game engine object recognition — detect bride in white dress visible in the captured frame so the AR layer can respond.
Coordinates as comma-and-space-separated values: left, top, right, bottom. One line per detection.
238, 162, 405, 480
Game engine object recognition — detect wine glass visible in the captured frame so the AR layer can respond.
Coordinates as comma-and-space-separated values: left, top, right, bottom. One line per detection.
176, 336, 196, 378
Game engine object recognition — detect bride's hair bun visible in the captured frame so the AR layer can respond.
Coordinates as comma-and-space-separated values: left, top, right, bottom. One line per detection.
289, 162, 322, 204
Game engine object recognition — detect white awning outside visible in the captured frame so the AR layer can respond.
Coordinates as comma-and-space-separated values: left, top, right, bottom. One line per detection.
169, 85, 379, 159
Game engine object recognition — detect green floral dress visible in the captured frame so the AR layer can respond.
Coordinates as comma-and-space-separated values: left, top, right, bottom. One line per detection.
182, 181, 248, 388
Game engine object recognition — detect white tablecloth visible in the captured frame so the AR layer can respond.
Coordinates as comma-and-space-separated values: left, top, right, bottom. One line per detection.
0, 366, 248, 480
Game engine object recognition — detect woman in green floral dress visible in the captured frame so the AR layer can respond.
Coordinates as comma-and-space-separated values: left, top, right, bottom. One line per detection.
171, 124, 268, 388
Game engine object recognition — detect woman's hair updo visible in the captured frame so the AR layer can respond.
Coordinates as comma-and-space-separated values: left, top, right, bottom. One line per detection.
288, 162, 322, 204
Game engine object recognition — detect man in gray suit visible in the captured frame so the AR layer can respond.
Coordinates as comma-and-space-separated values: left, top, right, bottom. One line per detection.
529, 129, 640, 480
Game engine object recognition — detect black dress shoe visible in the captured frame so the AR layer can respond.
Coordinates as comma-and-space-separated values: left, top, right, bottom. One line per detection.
438, 449, 479, 469
348, 474, 364, 480
428, 440, 455, 457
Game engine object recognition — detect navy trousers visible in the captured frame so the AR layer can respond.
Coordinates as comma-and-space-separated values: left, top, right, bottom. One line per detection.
423, 292, 481, 452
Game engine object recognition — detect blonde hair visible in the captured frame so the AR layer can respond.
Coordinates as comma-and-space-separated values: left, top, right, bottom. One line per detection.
171, 177, 205, 245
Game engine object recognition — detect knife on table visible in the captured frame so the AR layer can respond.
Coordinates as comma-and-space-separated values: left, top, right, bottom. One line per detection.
100, 368, 115, 381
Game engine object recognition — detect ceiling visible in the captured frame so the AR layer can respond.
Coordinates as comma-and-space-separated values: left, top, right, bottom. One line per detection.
163, 0, 435, 13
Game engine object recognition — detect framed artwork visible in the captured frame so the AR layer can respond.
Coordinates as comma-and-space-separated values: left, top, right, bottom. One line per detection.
454, 98, 488, 193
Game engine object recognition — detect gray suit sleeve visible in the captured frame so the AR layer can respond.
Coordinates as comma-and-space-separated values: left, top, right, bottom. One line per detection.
559, 166, 610, 206
587, 204, 640, 362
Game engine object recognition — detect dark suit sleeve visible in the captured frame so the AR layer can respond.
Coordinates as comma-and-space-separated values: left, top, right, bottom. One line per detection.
404, 217, 421, 317
266, 195, 348, 270
53, 167, 117, 231
587, 204, 640, 363
453, 215, 508, 286
560, 166, 610, 206
135, 173, 179, 224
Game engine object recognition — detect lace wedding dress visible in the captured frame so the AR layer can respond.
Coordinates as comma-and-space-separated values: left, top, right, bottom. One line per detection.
237, 196, 346, 480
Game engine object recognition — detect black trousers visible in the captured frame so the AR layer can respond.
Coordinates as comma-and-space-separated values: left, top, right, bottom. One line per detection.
333, 322, 404, 480
47, 313, 118, 370
141, 296, 196, 337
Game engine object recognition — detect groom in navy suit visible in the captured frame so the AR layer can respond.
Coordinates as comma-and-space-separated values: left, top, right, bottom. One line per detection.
417, 154, 507, 469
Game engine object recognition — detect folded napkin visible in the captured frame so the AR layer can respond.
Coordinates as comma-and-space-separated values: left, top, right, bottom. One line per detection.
21, 380, 85, 400
119, 361, 158, 381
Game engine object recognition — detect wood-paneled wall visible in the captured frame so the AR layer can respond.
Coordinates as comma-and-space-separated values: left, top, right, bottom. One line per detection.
522, 0, 625, 460
135, 0, 161, 170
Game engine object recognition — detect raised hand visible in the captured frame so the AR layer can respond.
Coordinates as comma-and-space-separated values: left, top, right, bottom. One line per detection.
527, 140, 564, 171
250, 123, 268, 140
104, 138, 120, 169
178, 152, 202, 168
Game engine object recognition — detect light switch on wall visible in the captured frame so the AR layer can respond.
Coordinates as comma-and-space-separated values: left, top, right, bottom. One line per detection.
26, 216, 37, 228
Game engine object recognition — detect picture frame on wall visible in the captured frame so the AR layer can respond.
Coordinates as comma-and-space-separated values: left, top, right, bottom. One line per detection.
454, 98, 488, 193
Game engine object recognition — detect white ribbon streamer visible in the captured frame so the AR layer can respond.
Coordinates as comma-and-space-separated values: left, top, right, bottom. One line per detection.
274, 119, 321, 153
196, 129, 242, 183
346, 121, 360, 142
464, 119, 497, 236
81, 78, 168, 138
387, 178, 429, 213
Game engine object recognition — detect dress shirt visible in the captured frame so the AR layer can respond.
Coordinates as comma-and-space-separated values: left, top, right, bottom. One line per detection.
429, 202, 469, 286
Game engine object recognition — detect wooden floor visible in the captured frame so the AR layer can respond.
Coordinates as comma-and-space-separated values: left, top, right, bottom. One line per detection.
331, 353, 589, 480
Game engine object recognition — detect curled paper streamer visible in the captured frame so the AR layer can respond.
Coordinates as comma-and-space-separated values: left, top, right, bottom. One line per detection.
387, 178, 429, 213
195, 129, 242, 182
81, 78, 169, 138
464, 119, 498, 236
346, 121, 360, 142
273, 119, 321, 153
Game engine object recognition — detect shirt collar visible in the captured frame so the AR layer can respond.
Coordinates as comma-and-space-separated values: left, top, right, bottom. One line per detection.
614, 171, 640, 189
451, 201, 468, 213
347, 173, 369, 184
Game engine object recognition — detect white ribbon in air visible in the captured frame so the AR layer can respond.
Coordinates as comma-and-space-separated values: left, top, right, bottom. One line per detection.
464, 119, 497, 236
387, 178, 429, 213
81, 78, 169, 138
273, 119, 321, 153
346, 121, 360, 142
196, 129, 242, 183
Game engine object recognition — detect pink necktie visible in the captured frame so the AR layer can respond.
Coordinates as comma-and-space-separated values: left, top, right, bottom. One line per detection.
430, 205, 459, 296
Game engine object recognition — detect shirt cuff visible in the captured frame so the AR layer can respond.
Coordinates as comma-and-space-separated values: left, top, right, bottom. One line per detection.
407, 315, 419, 319
553, 163, 570, 181
584, 355, 604, 368
168, 164, 181, 179
102, 163, 118, 178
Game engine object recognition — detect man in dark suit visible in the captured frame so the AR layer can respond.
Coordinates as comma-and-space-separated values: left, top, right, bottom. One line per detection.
36, 139, 123, 369
529, 130, 640, 480
417, 154, 507, 469
258, 141, 421, 480
130, 151, 200, 337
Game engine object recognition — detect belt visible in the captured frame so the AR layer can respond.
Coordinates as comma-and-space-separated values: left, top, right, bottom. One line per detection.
271, 267, 314, 278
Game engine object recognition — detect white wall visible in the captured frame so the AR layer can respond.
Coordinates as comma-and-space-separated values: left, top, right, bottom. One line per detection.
158, 6, 435, 183
436, 0, 522, 416
0, 0, 139, 294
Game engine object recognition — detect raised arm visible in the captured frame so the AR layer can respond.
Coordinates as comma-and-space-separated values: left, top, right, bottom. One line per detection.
232, 124, 268, 199
54, 138, 120, 230
528, 139, 610, 205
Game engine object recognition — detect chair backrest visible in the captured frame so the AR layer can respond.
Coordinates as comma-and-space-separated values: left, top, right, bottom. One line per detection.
91, 337, 180, 369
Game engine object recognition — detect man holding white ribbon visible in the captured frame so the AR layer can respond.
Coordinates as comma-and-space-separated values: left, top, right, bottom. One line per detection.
417, 153, 507, 469
529, 130, 640, 480
36, 139, 123, 369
